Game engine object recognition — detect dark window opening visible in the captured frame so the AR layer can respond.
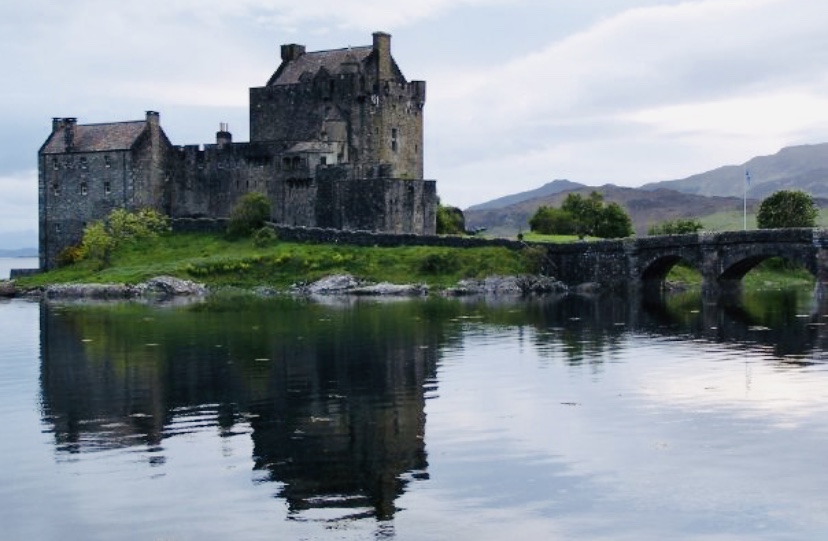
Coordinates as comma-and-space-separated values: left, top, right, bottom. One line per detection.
52, 183, 60, 196
391, 128, 398, 152
80, 182, 88, 196
52, 159, 59, 171
104, 155, 111, 168
104, 182, 111, 195
320, 156, 327, 166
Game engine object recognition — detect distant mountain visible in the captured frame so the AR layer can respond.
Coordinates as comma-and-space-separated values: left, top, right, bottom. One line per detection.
0, 230, 37, 251
464, 184, 750, 237
642, 143, 828, 198
465, 179, 586, 211
0, 248, 37, 257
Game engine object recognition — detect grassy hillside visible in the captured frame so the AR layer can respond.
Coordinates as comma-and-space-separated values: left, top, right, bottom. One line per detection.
642, 143, 828, 198
17, 233, 536, 290
465, 185, 751, 238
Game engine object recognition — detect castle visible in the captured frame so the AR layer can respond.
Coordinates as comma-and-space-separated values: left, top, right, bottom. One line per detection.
38, 32, 437, 269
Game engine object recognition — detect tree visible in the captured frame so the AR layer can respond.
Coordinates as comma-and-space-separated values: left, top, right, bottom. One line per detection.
561, 192, 605, 238
528, 206, 576, 235
436, 205, 466, 235
595, 202, 634, 239
227, 192, 272, 238
756, 190, 818, 229
648, 218, 703, 236
79, 208, 170, 268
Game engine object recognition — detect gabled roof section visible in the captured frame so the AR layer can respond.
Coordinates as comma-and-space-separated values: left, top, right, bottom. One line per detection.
267, 46, 373, 86
41, 121, 147, 154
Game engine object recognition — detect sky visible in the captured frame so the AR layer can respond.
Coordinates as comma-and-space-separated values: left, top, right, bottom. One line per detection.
3, 0, 828, 247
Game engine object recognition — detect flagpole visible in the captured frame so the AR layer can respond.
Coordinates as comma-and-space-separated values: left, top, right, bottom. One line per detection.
744, 169, 750, 230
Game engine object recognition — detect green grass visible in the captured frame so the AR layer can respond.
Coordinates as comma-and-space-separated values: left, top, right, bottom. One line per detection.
666, 257, 815, 289
520, 232, 596, 243
18, 233, 535, 290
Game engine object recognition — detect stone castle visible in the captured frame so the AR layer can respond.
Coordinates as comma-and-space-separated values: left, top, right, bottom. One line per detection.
38, 32, 437, 269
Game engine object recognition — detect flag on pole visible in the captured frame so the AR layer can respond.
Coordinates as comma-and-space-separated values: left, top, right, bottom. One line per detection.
745, 169, 751, 186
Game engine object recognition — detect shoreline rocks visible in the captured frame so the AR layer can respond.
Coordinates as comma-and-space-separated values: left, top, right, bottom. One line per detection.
6, 273, 570, 301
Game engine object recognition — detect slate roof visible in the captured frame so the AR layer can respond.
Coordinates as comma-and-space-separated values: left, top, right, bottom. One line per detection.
287, 142, 338, 153
41, 121, 147, 154
268, 46, 373, 86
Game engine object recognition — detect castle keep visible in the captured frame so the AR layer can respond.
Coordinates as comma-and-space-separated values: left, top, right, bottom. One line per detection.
38, 32, 437, 269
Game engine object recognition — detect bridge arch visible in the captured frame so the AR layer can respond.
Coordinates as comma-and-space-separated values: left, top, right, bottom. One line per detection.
640, 254, 701, 283
714, 247, 818, 283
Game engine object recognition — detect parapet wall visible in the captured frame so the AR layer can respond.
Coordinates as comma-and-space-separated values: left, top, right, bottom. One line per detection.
171, 218, 520, 250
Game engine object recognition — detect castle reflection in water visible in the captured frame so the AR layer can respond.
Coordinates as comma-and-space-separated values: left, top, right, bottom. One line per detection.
38, 298, 443, 520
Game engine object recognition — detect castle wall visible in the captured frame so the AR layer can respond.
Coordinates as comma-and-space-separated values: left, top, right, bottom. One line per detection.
39, 150, 134, 268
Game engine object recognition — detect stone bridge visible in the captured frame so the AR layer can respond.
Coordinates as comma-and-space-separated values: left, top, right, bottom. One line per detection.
542, 228, 828, 293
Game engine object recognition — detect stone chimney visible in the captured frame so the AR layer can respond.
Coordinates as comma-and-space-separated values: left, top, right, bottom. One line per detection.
216, 123, 232, 148
63, 117, 77, 152
146, 110, 160, 126
373, 32, 392, 80
281, 43, 306, 63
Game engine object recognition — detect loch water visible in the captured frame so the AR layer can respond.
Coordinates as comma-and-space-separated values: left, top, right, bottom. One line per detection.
1, 288, 828, 540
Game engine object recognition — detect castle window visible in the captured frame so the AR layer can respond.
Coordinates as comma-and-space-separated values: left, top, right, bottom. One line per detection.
104, 155, 111, 168
104, 181, 111, 195
54, 224, 61, 234
282, 157, 291, 170
320, 156, 327, 166
52, 159, 59, 171
80, 157, 88, 170
391, 128, 398, 153
52, 183, 60, 196
80, 182, 88, 196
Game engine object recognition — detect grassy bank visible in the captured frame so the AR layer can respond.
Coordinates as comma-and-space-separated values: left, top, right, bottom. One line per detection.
666, 258, 815, 290
17, 233, 536, 290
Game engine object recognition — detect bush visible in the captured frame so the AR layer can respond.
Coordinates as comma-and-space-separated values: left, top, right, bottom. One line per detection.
436, 205, 466, 235
227, 193, 271, 238
77, 208, 170, 268
649, 218, 703, 236
418, 252, 459, 275
253, 226, 278, 247
57, 245, 84, 267
521, 245, 549, 274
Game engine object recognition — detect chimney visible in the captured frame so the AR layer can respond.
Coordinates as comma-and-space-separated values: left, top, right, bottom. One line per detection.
52, 117, 65, 132
146, 110, 160, 126
373, 32, 392, 80
216, 123, 232, 148
281, 43, 306, 63
63, 117, 77, 152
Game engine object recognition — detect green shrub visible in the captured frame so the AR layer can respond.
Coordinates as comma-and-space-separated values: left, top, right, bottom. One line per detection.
57, 245, 84, 267
227, 193, 271, 238
418, 252, 459, 275
253, 226, 278, 247
521, 245, 549, 274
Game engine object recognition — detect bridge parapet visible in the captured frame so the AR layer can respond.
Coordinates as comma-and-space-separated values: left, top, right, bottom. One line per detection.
540, 228, 828, 293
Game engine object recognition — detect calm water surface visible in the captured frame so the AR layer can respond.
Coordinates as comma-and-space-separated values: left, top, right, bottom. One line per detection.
2, 289, 828, 540
0, 256, 38, 279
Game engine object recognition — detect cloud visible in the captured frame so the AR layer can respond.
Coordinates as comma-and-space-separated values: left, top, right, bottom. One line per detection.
428, 0, 828, 205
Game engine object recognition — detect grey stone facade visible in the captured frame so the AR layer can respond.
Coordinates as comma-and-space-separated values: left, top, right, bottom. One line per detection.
38, 32, 437, 269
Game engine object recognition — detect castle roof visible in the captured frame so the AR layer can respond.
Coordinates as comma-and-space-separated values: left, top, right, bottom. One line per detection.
41, 121, 147, 154
268, 46, 373, 86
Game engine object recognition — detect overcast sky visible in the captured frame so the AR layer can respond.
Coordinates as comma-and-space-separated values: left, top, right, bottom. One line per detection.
3, 0, 828, 246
